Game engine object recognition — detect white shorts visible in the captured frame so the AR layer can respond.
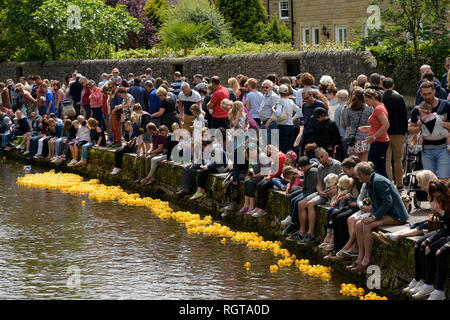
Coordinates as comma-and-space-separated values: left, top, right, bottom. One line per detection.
351, 210, 371, 219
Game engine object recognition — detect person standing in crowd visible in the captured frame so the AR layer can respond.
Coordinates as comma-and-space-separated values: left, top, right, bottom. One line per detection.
358, 89, 390, 177
39, 83, 55, 116
128, 78, 148, 112
312, 107, 345, 161
259, 79, 279, 144
98, 73, 108, 88
264, 84, 299, 153
409, 81, 450, 178
150, 87, 179, 129
69, 74, 83, 115
382, 77, 408, 189
350, 162, 409, 273
108, 83, 123, 147
245, 78, 263, 126
170, 71, 183, 97
367, 73, 384, 94
141, 68, 155, 87
80, 77, 91, 119
207, 76, 230, 129
298, 88, 327, 155
441, 56, 449, 93
52, 81, 65, 119
88, 80, 104, 128
334, 89, 349, 147
178, 83, 202, 132
193, 74, 207, 92
295, 72, 318, 109
420, 71, 448, 102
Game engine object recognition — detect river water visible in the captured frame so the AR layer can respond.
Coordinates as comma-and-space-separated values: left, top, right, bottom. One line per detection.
0, 161, 347, 300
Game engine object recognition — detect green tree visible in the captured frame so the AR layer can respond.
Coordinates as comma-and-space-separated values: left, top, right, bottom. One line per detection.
215, 0, 267, 42
32, 0, 141, 60
159, 0, 233, 49
158, 22, 212, 56
260, 15, 291, 44
144, 0, 169, 29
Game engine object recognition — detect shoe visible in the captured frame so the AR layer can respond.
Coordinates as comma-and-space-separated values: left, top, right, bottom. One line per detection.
403, 279, 418, 294
54, 158, 65, 165
272, 185, 280, 190
176, 189, 188, 196
16, 145, 23, 150
346, 262, 358, 270
427, 289, 446, 300
297, 233, 315, 245
34, 154, 44, 159
239, 207, 249, 213
189, 192, 206, 200
324, 251, 336, 260
409, 280, 424, 295
67, 159, 78, 166
252, 210, 268, 218
245, 208, 254, 215
224, 203, 237, 211
286, 232, 303, 242
341, 249, 359, 257
248, 208, 259, 214
280, 215, 292, 227
23, 151, 30, 155
324, 243, 335, 251
282, 223, 298, 235
412, 284, 434, 299
372, 231, 393, 246
221, 211, 230, 218
111, 168, 121, 175
318, 242, 329, 249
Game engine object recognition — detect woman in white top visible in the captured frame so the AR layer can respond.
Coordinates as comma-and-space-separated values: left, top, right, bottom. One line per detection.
265, 84, 301, 153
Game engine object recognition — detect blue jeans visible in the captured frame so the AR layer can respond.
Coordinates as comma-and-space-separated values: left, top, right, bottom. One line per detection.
81, 142, 94, 161
272, 177, 288, 189
55, 137, 67, 155
289, 190, 309, 224
422, 147, 450, 178
260, 121, 277, 146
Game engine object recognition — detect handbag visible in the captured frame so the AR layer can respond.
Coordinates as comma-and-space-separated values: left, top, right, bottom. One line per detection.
61, 99, 76, 118
345, 108, 364, 147
270, 102, 288, 122
427, 215, 444, 232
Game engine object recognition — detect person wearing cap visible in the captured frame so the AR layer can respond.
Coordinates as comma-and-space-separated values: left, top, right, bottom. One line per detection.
264, 84, 302, 154
312, 106, 345, 161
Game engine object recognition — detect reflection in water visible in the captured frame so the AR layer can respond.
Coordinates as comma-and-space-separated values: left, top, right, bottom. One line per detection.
0, 162, 347, 300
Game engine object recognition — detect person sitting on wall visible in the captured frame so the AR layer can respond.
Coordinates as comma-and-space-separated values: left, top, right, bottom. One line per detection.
349, 161, 409, 273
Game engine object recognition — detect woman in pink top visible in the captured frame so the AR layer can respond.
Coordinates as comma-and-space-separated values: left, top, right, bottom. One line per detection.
52, 81, 65, 118
88, 80, 104, 129
359, 89, 390, 177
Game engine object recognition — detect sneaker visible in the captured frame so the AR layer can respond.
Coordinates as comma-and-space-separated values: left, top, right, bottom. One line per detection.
245, 208, 255, 215
189, 192, 206, 201
408, 280, 424, 295
427, 289, 446, 300
412, 284, 434, 299
272, 185, 280, 190
67, 159, 78, 166
16, 145, 23, 150
282, 223, 298, 235
221, 211, 230, 218
403, 279, 418, 293
280, 215, 292, 227
224, 202, 237, 211
111, 168, 121, 175
298, 233, 315, 245
23, 151, 30, 155
252, 210, 267, 218
372, 231, 393, 246
34, 154, 44, 159
287, 232, 303, 242
54, 158, 65, 165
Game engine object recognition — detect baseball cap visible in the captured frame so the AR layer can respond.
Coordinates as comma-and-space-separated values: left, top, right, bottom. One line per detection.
311, 107, 327, 118
112, 68, 119, 73
279, 84, 289, 94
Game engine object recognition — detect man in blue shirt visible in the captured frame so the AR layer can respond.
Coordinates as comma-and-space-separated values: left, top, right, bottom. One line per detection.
40, 83, 55, 115
128, 78, 148, 111
144, 80, 161, 127
170, 71, 184, 97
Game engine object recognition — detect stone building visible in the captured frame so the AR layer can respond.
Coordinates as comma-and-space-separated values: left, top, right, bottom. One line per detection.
265, 0, 450, 49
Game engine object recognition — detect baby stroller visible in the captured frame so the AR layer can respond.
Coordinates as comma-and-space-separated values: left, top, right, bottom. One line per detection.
402, 132, 428, 209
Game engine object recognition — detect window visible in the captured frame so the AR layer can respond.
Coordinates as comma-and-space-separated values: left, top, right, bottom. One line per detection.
279, 1, 289, 19
302, 28, 311, 46
335, 25, 347, 45
312, 27, 320, 46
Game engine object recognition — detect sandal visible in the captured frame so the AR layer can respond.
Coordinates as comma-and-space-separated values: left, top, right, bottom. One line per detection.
346, 262, 358, 270
324, 243, 335, 251
143, 178, 155, 186
318, 242, 329, 249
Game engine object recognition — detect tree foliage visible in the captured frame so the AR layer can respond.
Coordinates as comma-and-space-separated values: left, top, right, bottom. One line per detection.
157, 0, 233, 54
144, 0, 169, 30
32, 0, 141, 60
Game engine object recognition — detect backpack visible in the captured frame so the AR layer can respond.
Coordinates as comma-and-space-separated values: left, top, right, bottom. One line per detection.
227, 88, 237, 102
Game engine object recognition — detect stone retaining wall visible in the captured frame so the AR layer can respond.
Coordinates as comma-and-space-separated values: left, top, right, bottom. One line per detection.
0, 50, 377, 91
2, 137, 448, 300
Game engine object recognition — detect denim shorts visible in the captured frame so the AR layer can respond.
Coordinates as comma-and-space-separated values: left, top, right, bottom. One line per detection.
410, 220, 428, 230
303, 192, 329, 205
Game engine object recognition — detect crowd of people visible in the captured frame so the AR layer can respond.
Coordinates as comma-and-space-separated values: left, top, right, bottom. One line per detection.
0, 56, 449, 300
